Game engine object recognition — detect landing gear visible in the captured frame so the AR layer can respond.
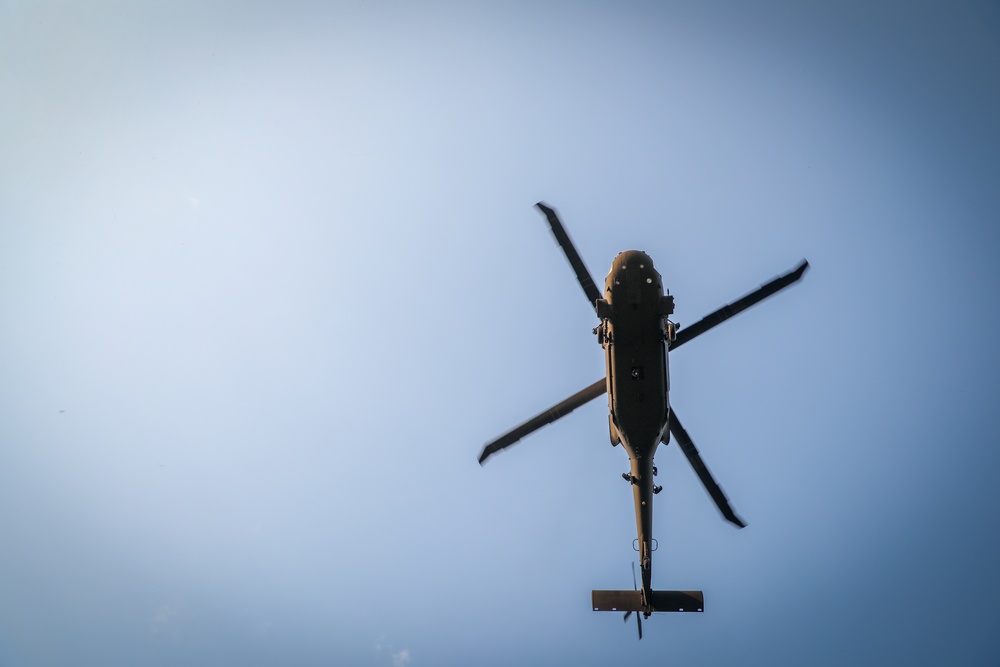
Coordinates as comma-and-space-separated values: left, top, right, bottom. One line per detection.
622, 472, 637, 484
653, 485, 663, 495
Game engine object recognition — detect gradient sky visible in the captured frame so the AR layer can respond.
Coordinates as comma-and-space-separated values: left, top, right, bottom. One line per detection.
2, 1, 998, 665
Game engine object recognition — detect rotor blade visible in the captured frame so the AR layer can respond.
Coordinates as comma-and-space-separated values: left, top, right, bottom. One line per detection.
632, 561, 642, 639
478, 378, 606, 465
535, 202, 602, 314
668, 408, 747, 528
624, 562, 639, 624
671, 260, 809, 350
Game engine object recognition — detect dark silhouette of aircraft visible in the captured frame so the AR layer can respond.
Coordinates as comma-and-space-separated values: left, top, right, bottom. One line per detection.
478, 203, 808, 639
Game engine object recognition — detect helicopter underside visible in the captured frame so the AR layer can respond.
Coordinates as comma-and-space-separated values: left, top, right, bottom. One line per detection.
478, 202, 809, 637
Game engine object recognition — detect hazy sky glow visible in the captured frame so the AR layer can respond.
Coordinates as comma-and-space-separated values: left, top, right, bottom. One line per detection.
1, 1, 998, 665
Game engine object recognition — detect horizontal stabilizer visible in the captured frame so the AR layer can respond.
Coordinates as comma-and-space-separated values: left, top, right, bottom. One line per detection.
592, 590, 704, 613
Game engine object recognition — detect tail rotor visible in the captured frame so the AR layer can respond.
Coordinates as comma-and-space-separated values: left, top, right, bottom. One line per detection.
621, 562, 643, 640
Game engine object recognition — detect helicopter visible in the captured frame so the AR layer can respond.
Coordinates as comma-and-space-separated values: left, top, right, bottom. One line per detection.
478, 202, 808, 639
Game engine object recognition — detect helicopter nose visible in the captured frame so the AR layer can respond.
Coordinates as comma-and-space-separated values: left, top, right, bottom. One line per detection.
609, 251, 655, 272
607, 251, 660, 292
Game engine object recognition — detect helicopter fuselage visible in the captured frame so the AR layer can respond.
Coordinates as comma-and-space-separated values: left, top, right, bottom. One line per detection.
598, 250, 675, 611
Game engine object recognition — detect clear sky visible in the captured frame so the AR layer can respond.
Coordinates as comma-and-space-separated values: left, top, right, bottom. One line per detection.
1, 1, 998, 665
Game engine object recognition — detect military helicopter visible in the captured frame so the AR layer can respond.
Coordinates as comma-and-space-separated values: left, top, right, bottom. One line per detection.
478, 203, 808, 639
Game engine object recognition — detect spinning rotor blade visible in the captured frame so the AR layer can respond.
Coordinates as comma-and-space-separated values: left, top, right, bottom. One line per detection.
478, 378, 606, 465
668, 408, 746, 528
671, 260, 809, 350
535, 202, 602, 314
625, 562, 642, 639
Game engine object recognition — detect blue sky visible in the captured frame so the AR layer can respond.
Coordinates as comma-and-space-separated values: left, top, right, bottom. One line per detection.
1, 1, 998, 665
